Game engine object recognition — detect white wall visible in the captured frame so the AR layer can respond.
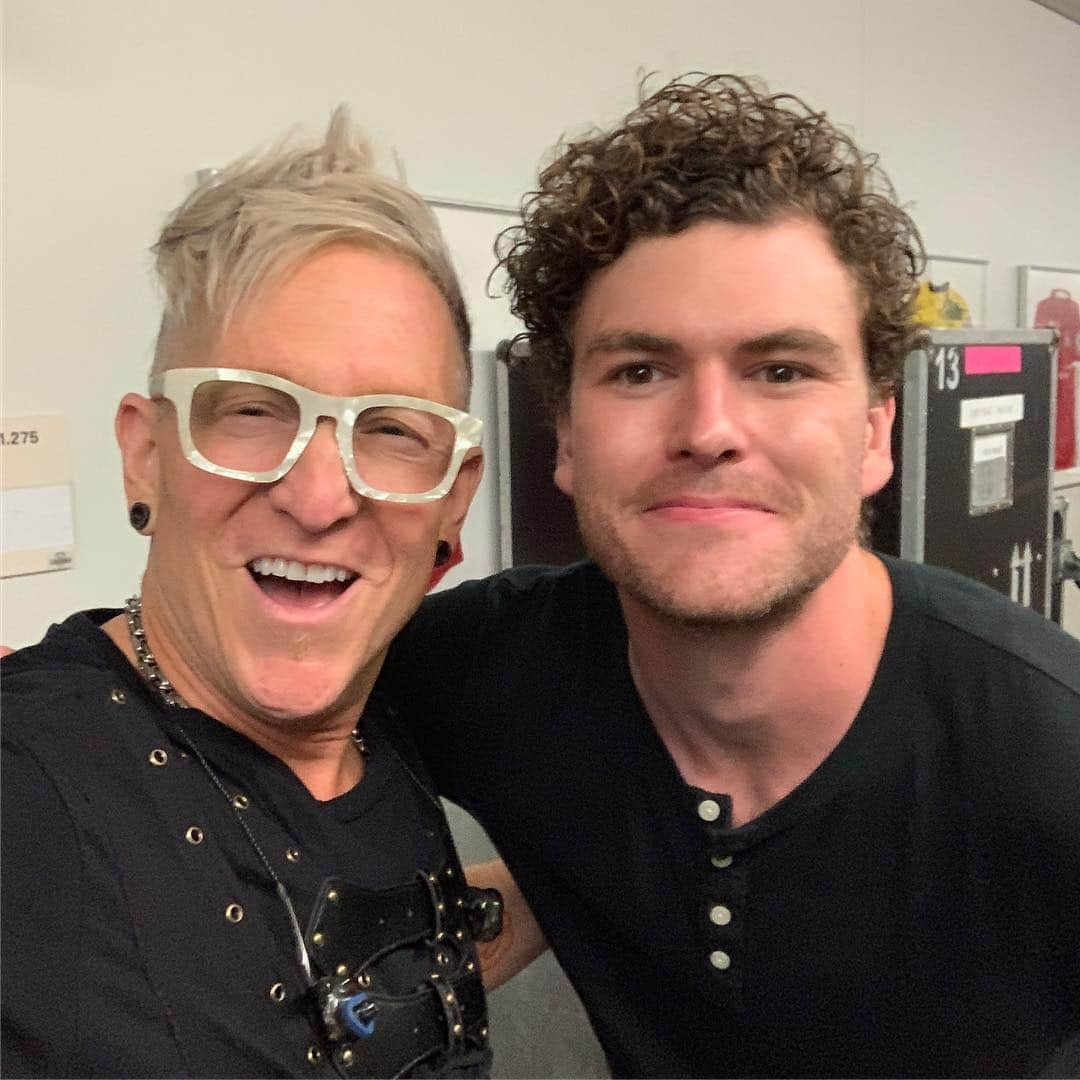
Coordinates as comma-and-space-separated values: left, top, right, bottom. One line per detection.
4, 0, 1079, 646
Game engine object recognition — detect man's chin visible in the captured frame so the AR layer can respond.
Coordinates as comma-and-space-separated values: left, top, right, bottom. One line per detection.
628, 575, 817, 629
594, 542, 844, 630
237, 656, 368, 725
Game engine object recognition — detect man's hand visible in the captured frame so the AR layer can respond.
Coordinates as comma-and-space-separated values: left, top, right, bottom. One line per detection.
465, 859, 548, 990
0, 646, 13, 659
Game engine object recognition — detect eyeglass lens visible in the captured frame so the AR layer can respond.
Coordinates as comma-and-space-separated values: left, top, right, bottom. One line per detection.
190, 380, 458, 494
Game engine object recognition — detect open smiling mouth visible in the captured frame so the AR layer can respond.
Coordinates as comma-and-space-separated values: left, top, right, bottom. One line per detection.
247, 557, 359, 608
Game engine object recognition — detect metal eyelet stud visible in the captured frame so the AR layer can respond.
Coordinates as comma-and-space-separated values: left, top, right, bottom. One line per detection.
110, 689, 127, 705
445, 991, 455, 1004
341, 1048, 355, 1066
225, 903, 244, 923
358, 972, 372, 988
184, 826, 204, 845
453, 1023, 463, 1036
480, 1026, 488, 1039
285, 848, 300, 862
312, 932, 325, 947
327, 889, 339, 902
436, 951, 450, 966
455, 930, 465, 941
268, 982, 286, 1003
148, 748, 168, 766
335, 963, 349, 976
307, 1045, 323, 1064
231, 794, 249, 810
466, 961, 475, 973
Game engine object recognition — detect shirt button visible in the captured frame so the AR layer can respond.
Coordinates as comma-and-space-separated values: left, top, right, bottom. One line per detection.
710, 949, 732, 970
709, 904, 732, 926
710, 853, 734, 868
697, 799, 721, 822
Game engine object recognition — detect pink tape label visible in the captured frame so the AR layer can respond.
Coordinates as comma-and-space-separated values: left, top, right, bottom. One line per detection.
964, 345, 1022, 375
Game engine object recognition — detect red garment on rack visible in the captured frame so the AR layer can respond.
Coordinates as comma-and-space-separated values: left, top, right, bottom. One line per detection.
1034, 289, 1079, 469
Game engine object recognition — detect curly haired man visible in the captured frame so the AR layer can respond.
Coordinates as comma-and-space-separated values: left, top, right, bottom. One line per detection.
380, 74, 1080, 1078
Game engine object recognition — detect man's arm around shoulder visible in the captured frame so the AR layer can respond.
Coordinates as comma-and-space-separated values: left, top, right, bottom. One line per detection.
466, 860, 548, 990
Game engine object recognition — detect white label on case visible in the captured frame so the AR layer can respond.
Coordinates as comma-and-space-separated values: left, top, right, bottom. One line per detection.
959, 394, 1024, 429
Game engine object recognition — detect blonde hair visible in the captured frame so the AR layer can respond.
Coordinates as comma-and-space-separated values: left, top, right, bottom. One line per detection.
151, 105, 471, 390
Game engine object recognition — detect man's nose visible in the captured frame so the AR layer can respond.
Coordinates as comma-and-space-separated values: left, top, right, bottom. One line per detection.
668, 366, 749, 464
267, 419, 360, 531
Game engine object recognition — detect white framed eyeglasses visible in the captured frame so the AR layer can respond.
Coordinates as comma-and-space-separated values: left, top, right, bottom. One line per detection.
149, 367, 483, 503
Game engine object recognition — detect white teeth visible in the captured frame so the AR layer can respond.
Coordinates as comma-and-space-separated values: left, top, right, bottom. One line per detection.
249, 557, 356, 584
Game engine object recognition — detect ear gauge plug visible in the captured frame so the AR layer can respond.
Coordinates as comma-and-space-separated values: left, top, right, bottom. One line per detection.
129, 502, 151, 532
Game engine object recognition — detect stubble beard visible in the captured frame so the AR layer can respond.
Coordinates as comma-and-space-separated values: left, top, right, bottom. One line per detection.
574, 489, 862, 633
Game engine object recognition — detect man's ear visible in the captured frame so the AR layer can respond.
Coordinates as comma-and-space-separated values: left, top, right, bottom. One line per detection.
861, 394, 896, 498
115, 393, 162, 526
438, 448, 484, 549
553, 409, 573, 498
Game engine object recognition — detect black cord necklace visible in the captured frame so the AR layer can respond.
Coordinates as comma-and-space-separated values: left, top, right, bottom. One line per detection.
121, 596, 445, 1077
124, 594, 317, 985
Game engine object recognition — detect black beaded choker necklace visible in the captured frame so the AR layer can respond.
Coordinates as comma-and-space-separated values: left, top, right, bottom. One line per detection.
124, 595, 188, 707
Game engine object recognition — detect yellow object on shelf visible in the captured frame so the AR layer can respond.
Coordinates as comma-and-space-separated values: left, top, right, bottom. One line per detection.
914, 280, 972, 328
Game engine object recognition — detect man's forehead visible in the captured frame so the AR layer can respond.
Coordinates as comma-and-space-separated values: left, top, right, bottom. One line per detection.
170, 311, 467, 407
570, 219, 865, 354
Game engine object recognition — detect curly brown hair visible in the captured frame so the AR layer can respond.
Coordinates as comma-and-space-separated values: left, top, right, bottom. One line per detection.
497, 74, 924, 413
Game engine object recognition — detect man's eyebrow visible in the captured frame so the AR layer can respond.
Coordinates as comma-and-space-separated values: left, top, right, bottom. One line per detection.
738, 329, 842, 357
582, 330, 680, 358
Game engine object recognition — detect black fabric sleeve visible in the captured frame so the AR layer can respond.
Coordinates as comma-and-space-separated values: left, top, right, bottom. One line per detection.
377, 577, 500, 804
1000, 675, 1080, 1062
1036, 708, 1080, 1077
1, 741, 86, 1078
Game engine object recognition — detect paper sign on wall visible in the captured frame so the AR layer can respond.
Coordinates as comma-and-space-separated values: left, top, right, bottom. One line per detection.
1, 415, 75, 578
